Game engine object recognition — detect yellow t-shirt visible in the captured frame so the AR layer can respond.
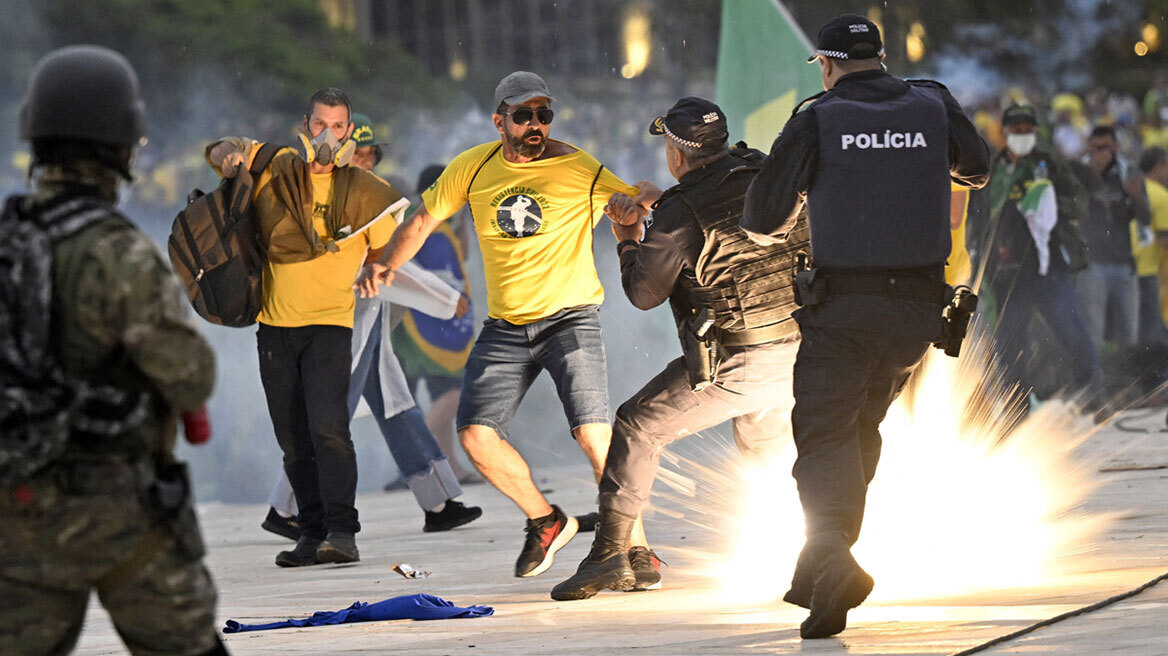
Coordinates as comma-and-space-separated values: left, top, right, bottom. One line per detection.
422, 140, 638, 324
1134, 178, 1168, 278
946, 183, 972, 285
1143, 125, 1168, 150
240, 148, 396, 328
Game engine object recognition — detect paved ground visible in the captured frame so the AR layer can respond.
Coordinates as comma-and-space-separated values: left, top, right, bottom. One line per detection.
73, 408, 1168, 655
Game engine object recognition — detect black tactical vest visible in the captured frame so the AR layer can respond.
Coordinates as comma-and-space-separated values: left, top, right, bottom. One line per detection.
675, 148, 809, 337
807, 82, 951, 271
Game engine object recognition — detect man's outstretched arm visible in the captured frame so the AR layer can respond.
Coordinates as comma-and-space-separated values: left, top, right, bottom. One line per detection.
354, 202, 443, 297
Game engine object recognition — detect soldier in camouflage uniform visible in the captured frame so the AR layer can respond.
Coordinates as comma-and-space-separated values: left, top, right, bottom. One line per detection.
0, 46, 227, 655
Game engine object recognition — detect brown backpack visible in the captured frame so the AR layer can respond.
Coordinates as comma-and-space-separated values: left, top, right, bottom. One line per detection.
168, 143, 279, 327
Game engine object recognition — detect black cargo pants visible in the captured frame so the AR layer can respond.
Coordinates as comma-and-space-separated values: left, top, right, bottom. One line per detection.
790, 305, 934, 545
257, 323, 358, 539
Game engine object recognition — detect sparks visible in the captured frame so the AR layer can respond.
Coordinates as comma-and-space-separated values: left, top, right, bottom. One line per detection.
653, 336, 1114, 604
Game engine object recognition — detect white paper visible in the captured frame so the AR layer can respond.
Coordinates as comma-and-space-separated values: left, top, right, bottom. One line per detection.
376, 261, 461, 319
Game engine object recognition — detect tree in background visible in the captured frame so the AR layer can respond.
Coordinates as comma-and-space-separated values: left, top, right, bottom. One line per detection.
1, 0, 454, 168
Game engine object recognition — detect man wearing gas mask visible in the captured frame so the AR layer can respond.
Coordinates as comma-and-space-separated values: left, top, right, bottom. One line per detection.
206, 88, 408, 567
259, 114, 483, 545
969, 104, 1101, 420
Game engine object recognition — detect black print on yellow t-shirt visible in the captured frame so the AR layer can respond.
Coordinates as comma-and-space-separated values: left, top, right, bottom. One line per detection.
496, 194, 544, 238
313, 201, 329, 220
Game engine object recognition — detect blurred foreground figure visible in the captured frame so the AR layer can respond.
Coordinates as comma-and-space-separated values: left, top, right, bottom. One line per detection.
551, 98, 808, 601
378, 71, 647, 579
0, 46, 226, 655
741, 15, 989, 639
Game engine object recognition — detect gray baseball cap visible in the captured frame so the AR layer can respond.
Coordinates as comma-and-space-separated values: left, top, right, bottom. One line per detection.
494, 71, 556, 107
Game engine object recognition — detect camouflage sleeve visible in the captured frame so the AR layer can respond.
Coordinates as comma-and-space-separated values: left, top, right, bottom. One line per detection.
72, 227, 216, 412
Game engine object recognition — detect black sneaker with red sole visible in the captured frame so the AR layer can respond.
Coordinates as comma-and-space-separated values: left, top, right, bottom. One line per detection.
628, 546, 664, 591
515, 505, 578, 577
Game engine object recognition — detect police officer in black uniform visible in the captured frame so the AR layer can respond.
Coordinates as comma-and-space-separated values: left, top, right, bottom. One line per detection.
740, 15, 989, 639
550, 97, 809, 601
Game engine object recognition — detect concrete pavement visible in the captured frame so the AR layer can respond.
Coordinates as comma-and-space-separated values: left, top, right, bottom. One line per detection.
73, 408, 1168, 655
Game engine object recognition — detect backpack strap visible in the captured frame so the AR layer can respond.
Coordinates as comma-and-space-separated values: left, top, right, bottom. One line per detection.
249, 142, 281, 177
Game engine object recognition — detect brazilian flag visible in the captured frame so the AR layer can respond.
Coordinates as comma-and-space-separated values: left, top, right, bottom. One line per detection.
715, 0, 823, 149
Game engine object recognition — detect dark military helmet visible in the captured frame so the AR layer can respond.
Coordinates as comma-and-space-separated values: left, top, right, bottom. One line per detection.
19, 45, 146, 147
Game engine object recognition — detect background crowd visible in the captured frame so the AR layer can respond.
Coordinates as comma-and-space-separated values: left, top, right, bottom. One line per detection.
964, 80, 1168, 410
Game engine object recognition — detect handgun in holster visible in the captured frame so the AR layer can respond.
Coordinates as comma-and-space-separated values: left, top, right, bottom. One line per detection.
933, 285, 979, 357
680, 307, 719, 392
142, 460, 206, 560
792, 252, 827, 307
794, 269, 828, 307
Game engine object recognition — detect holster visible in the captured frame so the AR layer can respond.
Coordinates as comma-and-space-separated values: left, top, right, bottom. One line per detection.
794, 269, 827, 307
141, 461, 206, 561
933, 285, 979, 358
679, 307, 720, 392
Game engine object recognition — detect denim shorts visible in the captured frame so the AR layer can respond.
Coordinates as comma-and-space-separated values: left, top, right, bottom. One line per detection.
457, 305, 609, 438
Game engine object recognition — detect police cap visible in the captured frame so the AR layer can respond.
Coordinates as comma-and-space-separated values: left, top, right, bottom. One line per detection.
807, 14, 884, 63
648, 97, 729, 149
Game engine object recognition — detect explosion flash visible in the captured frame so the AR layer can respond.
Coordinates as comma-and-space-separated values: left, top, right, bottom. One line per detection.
654, 336, 1114, 604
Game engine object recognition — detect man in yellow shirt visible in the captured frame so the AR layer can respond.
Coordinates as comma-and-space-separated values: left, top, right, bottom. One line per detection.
1136, 147, 1168, 342
365, 72, 648, 579
210, 88, 403, 568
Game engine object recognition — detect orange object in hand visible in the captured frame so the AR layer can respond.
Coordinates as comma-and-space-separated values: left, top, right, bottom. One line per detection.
181, 406, 212, 444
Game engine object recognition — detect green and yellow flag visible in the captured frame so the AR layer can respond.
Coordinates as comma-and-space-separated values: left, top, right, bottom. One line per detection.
715, 0, 823, 150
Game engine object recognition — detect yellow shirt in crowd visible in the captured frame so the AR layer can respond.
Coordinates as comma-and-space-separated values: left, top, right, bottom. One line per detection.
1131, 177, 1168, 325
239, 146, 397, 329
1142, 125, 1168, 150
946, 183, 972, 285
1132, 178, 1168, 278
422, 140, 638, 324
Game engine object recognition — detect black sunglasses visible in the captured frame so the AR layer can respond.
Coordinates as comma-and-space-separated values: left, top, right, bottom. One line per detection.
505, 107, 554, 126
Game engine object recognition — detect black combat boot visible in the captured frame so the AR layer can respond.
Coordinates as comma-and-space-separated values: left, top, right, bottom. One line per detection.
782, 542, 819, 609
799, 538, 874, 639
549, 509, 636, 601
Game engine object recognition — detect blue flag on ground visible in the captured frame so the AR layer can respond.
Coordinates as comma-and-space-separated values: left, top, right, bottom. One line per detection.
222, 593, 494, 633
